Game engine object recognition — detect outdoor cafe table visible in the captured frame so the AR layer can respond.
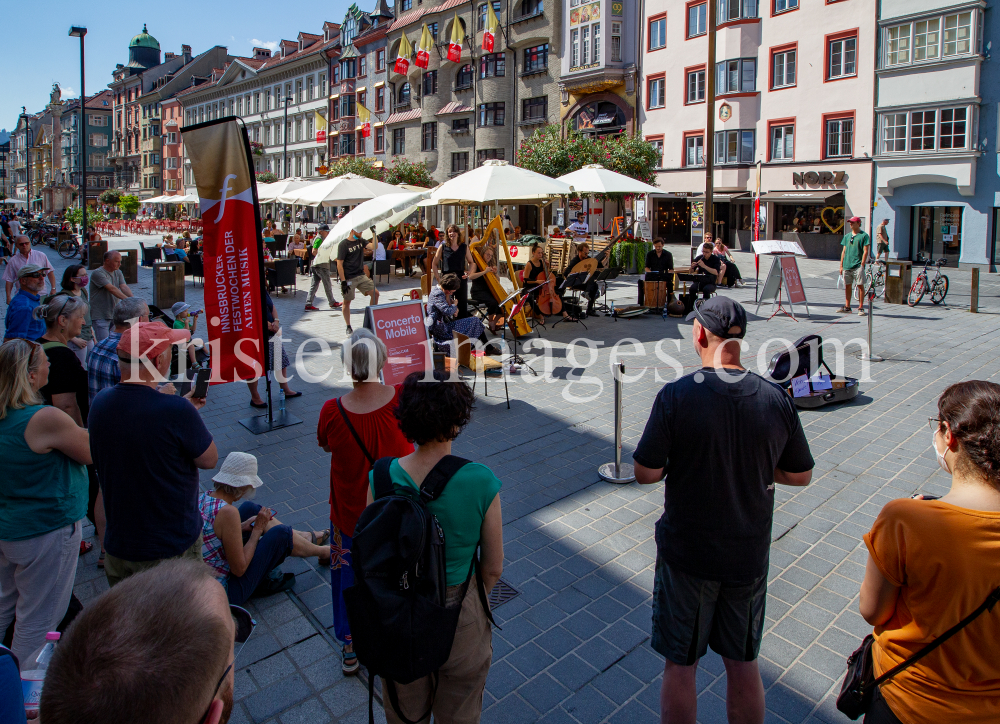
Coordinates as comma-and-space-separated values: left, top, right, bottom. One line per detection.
393, 247, 426, 275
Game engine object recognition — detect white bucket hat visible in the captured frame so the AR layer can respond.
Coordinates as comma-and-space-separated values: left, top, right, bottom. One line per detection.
213, 452, 264, 489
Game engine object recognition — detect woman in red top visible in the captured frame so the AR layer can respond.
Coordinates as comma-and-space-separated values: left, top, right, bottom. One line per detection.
317, 328, 413, 675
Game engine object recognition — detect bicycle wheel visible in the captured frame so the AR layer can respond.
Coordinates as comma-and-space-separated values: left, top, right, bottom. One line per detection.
57, 240, 79, 259
907, 276, 926, 306
873, 269, 886, 298
30, 233, 42, 246
931, 275, 949, 304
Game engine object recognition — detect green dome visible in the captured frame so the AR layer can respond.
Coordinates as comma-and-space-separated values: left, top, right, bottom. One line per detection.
129, 24, 160, 50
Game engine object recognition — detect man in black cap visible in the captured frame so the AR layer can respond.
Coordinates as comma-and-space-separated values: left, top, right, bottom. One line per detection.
633, 296, 815, 724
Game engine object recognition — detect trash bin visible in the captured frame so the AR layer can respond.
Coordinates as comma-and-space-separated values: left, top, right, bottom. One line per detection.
119, 248, 139, 284
884, 260, 912, 304
87, 240, 109, 270
153, 261, 185, 309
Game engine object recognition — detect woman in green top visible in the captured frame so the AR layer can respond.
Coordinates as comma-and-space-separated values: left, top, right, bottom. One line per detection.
0, 339, 91, 664
368, 373, 504, 724
49, 265, 94, 367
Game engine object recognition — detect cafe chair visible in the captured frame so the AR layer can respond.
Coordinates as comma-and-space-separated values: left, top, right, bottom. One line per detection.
268, 259, 298, 296
374, 259, 391, 285
189, 254, 205, 288
140, 242, 161, 267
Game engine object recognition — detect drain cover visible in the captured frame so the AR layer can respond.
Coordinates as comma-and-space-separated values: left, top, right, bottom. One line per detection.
488, 579, 520, 607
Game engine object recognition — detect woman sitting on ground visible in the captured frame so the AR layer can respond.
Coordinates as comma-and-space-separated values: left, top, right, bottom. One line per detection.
429, 273, 501, 356
859, 380, 1000, 724
368, 373, 504, 724
199, 451, 331, 606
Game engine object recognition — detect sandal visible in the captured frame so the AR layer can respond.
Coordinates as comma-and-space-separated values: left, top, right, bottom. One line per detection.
342, 645, 359, 675
836, 306, 851, 314
310, 530, 331, 546
97, 551, 105, 569
858, 308, 867, 316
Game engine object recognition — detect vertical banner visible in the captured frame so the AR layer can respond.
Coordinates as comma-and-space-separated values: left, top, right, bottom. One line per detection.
447, 12, 465, 62
182, 119, 266, 383
415, 24, 433, 69
394, 33, 413, 75
315, 111, 327, 144
483, 3, 499, 52
357, 104, 372, 138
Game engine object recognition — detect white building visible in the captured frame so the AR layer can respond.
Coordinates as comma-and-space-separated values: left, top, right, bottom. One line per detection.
640, 0, 876, 259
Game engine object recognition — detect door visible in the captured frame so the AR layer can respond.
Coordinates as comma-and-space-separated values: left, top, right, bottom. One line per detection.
912, 206, 962, 267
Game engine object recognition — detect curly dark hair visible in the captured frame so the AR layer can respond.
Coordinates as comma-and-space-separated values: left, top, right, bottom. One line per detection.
938, 380, 1000, 489
396, 372, 475, 444
439, 272, 461, 291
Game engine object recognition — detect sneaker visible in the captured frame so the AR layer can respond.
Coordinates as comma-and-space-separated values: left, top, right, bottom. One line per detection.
304, 304, 320, 311
331, 300, 343, 308
346, 325, 354, 334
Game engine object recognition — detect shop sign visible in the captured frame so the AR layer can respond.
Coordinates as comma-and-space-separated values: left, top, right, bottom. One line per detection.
792, 171, 846, 186
611, 1, 623, 15
719, 103, 732, 121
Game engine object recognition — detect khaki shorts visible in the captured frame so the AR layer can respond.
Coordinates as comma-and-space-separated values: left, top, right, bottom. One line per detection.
843, 267, 864, 288
104, 533, 204, 587
344, 274, 375, 302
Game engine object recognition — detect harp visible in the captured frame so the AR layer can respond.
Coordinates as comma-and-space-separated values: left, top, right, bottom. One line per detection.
469, 214, 531, 337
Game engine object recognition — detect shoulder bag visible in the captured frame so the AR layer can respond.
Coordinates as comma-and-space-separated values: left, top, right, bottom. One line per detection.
336, 397, 374, 466
837, 585, 1000, 719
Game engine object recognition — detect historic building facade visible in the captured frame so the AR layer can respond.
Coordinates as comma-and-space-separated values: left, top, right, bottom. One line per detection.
60, 90, 115, 207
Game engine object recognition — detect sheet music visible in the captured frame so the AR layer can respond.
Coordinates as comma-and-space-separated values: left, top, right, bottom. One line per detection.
751, 240, 807, 257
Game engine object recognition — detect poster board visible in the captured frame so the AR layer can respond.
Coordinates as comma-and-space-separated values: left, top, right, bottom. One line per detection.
755, 255, 810, 317
637, 220, 652, 240
780, 255, 807, 304
363, 299, 432, 386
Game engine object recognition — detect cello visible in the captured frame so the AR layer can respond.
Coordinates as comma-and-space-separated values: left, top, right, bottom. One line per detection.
529, 251, 562, 316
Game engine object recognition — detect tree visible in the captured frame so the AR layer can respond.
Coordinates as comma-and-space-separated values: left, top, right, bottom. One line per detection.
99, 189, 121, 206
65, 206, 106, 231
255, 171, 278, 184
119, 194, 140, 216
383, 157, 434, 188
326, 156, 385, 181
517, 124, 660, 186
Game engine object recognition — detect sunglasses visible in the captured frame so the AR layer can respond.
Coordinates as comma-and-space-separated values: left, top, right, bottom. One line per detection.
200, 605, 256, 724
21, 272, 45, 279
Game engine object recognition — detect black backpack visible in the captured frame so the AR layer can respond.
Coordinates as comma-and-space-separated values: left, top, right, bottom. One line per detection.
344, 455, 495, 724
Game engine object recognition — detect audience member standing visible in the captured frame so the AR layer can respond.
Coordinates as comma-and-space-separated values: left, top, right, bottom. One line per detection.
859, 381, 1000, 724
87, 297, 150, 404
372, 374, 503, 724
48, 265, 95, 366
3, 265, 47, 342
36, 296, 90, 428
632, 297, 814, 724
88, 251, 133, 341
3, 236, 55, 303
317, 329, 414, 674
89, 321, 218, 586
0, 339, 90, 664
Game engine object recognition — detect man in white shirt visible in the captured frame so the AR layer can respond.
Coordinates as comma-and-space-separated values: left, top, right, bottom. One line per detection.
565, 212, 590, 239
8, 218, 22, 238
3, 236, 56, 302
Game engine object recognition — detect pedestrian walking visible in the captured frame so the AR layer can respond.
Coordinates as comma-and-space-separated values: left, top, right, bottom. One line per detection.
338, 229, 379, 335
633, 297, 815, 724
304, 225, 342, 312
875, 219, 891, 263
838, 216, 871, 315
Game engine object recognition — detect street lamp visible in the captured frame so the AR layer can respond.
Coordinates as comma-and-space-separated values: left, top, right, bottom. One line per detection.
20, 106, 32, 213
69, 26, 87, 246
282, 95, 293, 179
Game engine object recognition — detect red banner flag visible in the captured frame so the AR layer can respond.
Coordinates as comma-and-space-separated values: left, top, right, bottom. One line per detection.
447, 11, 465, 62
483, 3, 499, 52
415, 24, 433, 69
394, 32, 413, 75
181, 119, 267, 384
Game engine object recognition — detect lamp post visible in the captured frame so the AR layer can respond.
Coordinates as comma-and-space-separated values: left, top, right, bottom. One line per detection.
20, 107, 32, 213
69, 26, 87, 244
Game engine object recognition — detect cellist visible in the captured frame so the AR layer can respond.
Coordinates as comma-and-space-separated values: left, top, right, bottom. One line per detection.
522, 242, 567, 323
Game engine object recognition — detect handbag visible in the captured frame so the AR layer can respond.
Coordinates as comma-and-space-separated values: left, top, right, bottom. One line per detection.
837, 585, 1000, 719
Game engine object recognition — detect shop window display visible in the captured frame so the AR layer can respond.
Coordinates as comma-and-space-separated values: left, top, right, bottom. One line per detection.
777, 202, 844, 235
913, 206, 962, 267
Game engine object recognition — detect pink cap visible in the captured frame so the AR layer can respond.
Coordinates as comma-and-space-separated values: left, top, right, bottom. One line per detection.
117, 321, 190, 360
848, 216, 862, 223
46, 632, 61, 641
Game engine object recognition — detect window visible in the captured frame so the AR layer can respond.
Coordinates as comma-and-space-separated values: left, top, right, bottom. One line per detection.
89, 115, 107, 126
521, 0, 542, 16
480, 53, 505, 78
887, 24, 910, 66
825, 117, 854, 157
375, 126, 385, 153
716, 58, 756, 93
307, 76, 315, 100
581, 26, 590, 65
685, 134, 704, 166
648, 137, 664, 166
295, 118, 303, 142
398, 83, 411, 105
296, 80, 303, 103
940, 107, 968, 149
376, 87, 385, 112
422, 122, 437, 151
477, 148, 504, 165
392, 128, 405, 154
423, 71, 439, 95
571, 30, 579, 67
402, 0, 412, 11
319, 75, 327, 97
88, 134, 108, 147
165, 156, 179, 169
880, 107, 969, 154
341, 59, 356, 79
428, 23, 439, 41
649, 16, 666, 50
452, 152, 469, 173
910, 110, 937, 151
648, 76, 665, 108
357, 91, 366, 110
772, 48, 796, 88
714, 129, 755, 164
359, 56, 367, 76
89, 153, 107, 168
265, 90, 272, 110
523, 96, 547, 121
341, 94, 356, 117
686, 68, 705, 103
688, 2, 707, 37
774, 0, 796, 13
524, 44, 549, 73
828, 35, 857, 79
377, 50, 385, 71
456, 64, 474, 89
479, 1, 501, 30
479, 102, 505, 126
770, 123, 794, 160
340, 133, 356, 155
718, 0, 758, 23
943, 12, 972, 56
166, 132, 178, 145
611, 22, 621, 62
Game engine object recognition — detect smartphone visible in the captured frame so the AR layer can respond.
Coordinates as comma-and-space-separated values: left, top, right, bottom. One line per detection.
193, 367, 210, 399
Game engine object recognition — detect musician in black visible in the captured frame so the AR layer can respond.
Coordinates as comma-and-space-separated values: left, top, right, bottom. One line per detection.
639, 238, 674, 305
560, 243, 601, 317
688, 241, 726, 301
433, 224, 475, 318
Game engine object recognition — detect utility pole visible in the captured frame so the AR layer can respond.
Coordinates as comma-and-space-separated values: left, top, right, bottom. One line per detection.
703, 0, 716, 259
70, 26, 88, 244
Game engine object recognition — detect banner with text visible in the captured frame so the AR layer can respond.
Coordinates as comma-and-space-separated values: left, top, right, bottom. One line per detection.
182, 118, 266, 383
364, 299, 431, 386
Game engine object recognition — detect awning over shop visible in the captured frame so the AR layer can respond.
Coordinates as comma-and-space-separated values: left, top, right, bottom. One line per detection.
690, 191, 751, 201
760, 190, 844, 202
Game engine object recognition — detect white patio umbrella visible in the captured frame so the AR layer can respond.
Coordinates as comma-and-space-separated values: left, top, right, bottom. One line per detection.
143, 195, 168, 204
256, 177, 311, 203
555, 164, 660, 195
321, 191, 431, 249
277, 173, 401, 207
422, 160, 573, 205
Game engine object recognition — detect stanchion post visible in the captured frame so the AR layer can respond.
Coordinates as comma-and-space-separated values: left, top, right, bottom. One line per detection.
857, 287, 884, 362
971, 267, 979, 313
599, 361, 636, 484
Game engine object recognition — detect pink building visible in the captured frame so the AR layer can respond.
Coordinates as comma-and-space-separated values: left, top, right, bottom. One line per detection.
640, 0, 876, 259
161, 97, 184, 198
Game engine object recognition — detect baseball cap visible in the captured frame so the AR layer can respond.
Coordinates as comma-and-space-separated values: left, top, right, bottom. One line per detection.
117, 321, 190, 360
318, 223, 330, 230
686, 297, 748, 340
17, 264, 45, 279
848, 216, 862, 223
171, 301, 191, 316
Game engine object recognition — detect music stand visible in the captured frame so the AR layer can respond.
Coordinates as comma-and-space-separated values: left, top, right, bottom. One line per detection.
594, 266, 621, 315
498, 287, 538, 375
552, 273, 590, 330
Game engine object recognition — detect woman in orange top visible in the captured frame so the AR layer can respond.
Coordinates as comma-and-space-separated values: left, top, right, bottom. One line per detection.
860, 380, 1000, 724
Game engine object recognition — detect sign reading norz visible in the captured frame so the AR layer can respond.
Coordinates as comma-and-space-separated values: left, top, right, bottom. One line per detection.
793, 171, 847, 186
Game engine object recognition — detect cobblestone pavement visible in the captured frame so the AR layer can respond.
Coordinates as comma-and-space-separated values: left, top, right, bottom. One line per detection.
29, 234, 1000, 723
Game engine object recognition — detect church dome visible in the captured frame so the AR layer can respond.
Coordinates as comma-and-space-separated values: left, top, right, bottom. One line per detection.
129, 24, 160, 50
126, 24, 161, 71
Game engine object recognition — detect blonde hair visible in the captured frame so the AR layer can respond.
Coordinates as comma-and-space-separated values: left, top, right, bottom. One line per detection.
35, 295, 88, 329
0, 340, 44, 419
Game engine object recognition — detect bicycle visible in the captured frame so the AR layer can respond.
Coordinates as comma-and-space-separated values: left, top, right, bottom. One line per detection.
908, 257, 949, 306
864, 260, 886, 299
57, 235, 81, 259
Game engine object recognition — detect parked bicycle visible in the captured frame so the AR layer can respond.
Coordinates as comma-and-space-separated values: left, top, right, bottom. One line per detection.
908, 257, 949, 306
57, 235, 82, 260
27, 224, 59, 246
864, 260, 886, 299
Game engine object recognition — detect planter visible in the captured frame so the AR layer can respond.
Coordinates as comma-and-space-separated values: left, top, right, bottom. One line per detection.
610, 241, 652, 275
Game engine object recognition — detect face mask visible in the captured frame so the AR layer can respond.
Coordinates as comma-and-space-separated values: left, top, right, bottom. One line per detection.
73, 274, 88, 286
931, 431, 951, 474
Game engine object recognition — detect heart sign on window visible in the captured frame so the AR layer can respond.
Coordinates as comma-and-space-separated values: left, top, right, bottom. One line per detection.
821, 206, 844, 234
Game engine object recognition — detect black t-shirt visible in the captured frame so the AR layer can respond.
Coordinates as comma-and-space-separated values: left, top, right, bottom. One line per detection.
645, 249, 673, 275
89, 384, 214, 561
40, 342, 89, 424
634, 368, 814, 584
693, 253, 722, 276
442, 242, 468, 274
338, 235, 366, 279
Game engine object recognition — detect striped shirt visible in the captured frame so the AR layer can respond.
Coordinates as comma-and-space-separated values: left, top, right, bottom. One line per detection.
198, 493, 230, 586
87, 332, 121, 403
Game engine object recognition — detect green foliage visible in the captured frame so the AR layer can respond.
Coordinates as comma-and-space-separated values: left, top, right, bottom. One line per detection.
255, 171, 278, 184
383, 158, 434, 188
119, 194, 140, 216
65, 206, 106, 231
610, 241, 652, 273
99, 189, 121, 206
327, 156, 385, 181
517, 125, 660, 188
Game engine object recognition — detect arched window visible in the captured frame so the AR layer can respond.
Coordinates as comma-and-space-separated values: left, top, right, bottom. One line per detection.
456, 64, 474, 89
398, 82, 411, 105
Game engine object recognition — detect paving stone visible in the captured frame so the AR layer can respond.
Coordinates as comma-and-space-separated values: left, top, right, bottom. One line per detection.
318, 677, 369, 717
590, 666, 644, 705
278, 697, 332, 724
561, 684, 616, 724
248, 652, 296, 688
245, 674, 312, 723
547, 653, 600, 692
518, 673, 571, 714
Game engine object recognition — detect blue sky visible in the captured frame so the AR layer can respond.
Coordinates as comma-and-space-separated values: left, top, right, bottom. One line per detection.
0, 1, 354, 132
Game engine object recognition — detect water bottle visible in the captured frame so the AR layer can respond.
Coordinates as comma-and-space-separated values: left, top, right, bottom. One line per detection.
22, 631, 60, 716
611, 300, 616, 317
278, 388, 285, 413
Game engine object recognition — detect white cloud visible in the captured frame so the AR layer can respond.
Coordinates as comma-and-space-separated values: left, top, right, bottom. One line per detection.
60, 86, 79, 99
250, 39, 279, 52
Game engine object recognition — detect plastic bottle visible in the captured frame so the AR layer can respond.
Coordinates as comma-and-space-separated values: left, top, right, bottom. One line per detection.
278, 388, 285, 413
22, 631, 60, 716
